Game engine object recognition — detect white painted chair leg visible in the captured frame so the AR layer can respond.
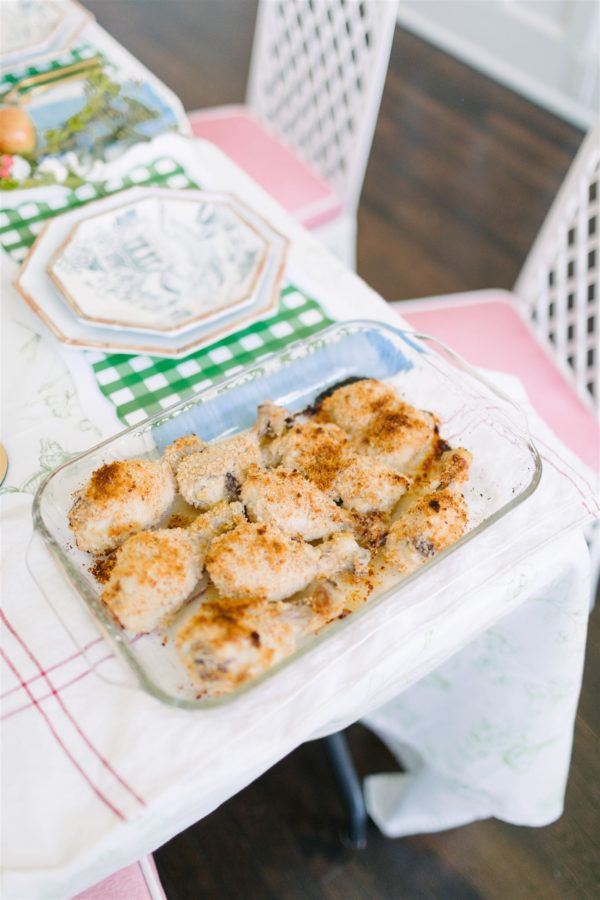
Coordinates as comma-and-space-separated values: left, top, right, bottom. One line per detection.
311, 212, 357, 271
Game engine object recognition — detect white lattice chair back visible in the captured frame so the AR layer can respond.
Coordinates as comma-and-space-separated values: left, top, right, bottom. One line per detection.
515, 120, 600, 417
246, 0, 398, 213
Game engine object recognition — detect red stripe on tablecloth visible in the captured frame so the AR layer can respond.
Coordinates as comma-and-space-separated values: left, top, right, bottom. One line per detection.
1, 611, 146, 808
0, 637, 104, 700
0, 646, 127, 822
1, 651, 115, 721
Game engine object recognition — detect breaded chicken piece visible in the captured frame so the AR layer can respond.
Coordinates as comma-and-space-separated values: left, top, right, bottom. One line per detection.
187, 500, 246, 567
356, 400, 437, 474
68, 458, 176, 554
176, 568, 375, 696
317, 378, 439, 475
402, 447, 472, 509
163, 434, 205, 474
317, 532, 370, 579
266, 416, 408, 516
188, 500, 246, 542
268, 420, 351, 490
256, 401, 291, 439
298, 570, 374, 626
101, 528, 204, 633
206, 522, 369, 602
206, 521, 321, 601
429, 446, 472, 490
317, 378, 399, 435
263, 418, 408, 524
175, 595, 297, 695
347, 510, 390, 550
330, 455, 410, 514
378, 489, 468, 579
176, 430, 261, 510
241, 464, 347, 539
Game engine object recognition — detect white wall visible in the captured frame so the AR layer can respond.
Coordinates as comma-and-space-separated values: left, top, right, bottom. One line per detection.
397, 0, 599, 128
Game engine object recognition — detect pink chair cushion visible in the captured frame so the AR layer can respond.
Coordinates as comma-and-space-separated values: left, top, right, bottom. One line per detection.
399, 292, 599, 472
188, 106, 344, 228
73, 855, 166, 900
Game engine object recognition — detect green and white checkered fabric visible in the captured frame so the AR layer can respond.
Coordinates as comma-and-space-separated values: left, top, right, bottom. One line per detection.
0, 156, 196, 262
2, 155, 333, 426
89, 286, 332, 425
0, 43, 98, 92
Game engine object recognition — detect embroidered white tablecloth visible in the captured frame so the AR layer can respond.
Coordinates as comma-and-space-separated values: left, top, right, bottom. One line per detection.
1, 140, 597, 899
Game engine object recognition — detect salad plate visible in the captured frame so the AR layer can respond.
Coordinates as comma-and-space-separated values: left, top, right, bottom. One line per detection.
48, 192, 270, 334
14, 186, 289, 357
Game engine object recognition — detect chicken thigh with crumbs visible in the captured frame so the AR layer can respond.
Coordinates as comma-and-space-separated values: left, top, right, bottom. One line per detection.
68, 458, 175, 554
378, 490, 468, 581
175, 595, 297, 694
240, 464, 347, 539
264, 419, 350, 487
175, 430, 261, 509
262, 412, 410, 515
101, 528, 204, 633
176, 571, 371, 696
317, 378, 439, 474
163, 434, 205, 474
205, 521, 368, 602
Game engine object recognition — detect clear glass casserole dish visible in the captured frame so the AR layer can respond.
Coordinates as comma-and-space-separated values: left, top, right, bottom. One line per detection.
31, 321, 542, 708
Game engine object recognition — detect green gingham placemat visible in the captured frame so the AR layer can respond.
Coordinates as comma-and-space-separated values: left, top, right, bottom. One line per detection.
0, 43, 98, 92
2, 157, 333, 426
0, 156, 195, 262
88, 287, 331, 425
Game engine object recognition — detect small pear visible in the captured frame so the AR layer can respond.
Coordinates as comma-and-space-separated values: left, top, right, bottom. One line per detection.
0, 106, 36, 155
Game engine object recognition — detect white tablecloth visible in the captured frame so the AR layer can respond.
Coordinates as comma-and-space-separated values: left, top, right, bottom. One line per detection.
1, 140, 597, 899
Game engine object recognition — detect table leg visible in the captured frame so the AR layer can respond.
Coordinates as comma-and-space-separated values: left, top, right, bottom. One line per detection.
322, 731, 368, 849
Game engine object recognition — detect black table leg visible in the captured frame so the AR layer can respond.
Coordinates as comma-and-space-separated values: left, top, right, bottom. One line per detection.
323, 730, 368, 849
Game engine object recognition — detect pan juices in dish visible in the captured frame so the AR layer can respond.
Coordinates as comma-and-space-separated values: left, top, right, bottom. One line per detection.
67, 378, 472, 698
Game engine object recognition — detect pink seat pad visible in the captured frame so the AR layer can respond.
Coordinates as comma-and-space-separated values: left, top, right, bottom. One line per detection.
399, 292, 599, 472
73, 855, 165, 900
188, 105, 343, 228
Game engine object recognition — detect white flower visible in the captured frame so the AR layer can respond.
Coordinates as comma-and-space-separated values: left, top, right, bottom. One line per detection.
10, 155, 31, 181
37, 157, 69, 182
62, 151, 106, 180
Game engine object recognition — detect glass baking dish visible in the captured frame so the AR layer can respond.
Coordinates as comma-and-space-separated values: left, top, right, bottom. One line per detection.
31, 320, 542, 708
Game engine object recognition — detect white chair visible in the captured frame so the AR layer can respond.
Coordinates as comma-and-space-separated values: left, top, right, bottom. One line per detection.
393, 119, 600, 598
189, 0, 398, 269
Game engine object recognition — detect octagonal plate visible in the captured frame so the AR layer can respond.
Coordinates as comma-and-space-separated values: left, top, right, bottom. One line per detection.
48, 193, 270, 335
14, 186, 289, 358
0, 0, 92, 73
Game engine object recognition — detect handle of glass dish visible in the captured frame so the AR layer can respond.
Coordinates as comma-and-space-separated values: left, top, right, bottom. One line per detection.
408, 330, 537, 442
26, 532, 139, 691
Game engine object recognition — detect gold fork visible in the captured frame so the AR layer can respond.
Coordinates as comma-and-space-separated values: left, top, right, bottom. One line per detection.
1, 55, 104, 105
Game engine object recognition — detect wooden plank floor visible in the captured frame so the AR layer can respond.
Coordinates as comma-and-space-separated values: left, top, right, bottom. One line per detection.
85, 3, 598, 897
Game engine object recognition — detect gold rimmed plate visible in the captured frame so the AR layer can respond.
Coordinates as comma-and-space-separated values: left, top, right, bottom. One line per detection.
13, 187, 289, 358
47, 191, 271, 336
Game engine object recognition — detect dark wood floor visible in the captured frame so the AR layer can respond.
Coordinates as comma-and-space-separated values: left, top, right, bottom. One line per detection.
85, 2, 597, 897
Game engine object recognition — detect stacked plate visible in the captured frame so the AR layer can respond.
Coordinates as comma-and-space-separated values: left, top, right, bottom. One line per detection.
14, 187, 289, 357
0, 0, 92, 74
